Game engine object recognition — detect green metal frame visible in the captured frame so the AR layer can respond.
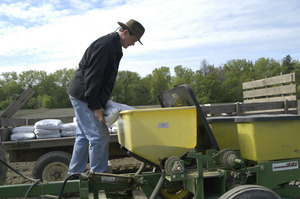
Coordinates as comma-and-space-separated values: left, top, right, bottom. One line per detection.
0, 180, 79, 198
254, 160, 300, 198
1, 149, 300, 199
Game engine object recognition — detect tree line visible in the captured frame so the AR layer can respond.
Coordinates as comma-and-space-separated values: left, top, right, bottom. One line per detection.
0, 55, 299, 110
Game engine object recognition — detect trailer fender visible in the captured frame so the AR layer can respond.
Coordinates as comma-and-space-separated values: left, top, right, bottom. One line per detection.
32, 151, 71, 182
0, 142, 8, 185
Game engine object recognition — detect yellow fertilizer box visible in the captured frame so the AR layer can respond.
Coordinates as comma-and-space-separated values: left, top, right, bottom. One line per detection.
206, 117, 239, 150
117, 106, 197, 165
235, 115, 300, 162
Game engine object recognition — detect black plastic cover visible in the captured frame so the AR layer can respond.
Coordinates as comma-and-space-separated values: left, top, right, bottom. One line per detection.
158, 84, 220, 151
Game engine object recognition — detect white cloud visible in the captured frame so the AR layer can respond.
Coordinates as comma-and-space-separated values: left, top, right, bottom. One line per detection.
0, 0, 300, 77
0, 2, 70, 24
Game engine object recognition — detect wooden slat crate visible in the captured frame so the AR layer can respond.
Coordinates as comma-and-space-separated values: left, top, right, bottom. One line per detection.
242, 73, 298, 114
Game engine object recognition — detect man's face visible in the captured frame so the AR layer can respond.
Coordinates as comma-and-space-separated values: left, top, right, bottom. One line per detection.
121, 29, 138, 49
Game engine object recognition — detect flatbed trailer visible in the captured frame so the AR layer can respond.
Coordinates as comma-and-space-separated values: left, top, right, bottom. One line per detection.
0, 105, 160, 182
0, 130, 126, 181
2, 134, 123, 162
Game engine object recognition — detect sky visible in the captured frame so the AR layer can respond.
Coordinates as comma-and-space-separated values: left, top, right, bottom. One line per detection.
0, 0, 300, 77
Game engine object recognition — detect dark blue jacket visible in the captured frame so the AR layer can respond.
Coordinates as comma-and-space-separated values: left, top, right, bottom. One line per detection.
67, 32, 123, 111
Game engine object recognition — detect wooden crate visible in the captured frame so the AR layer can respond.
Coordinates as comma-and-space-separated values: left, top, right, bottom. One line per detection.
242, 73, 298, 115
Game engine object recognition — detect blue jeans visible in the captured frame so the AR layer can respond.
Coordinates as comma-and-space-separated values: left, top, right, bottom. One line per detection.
68, 95, 109, 174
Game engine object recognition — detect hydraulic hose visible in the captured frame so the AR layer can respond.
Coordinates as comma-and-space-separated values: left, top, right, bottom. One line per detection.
135, 162, 145, 176
149, 170, 165, 199
0, 157, 38, 182
24, 180, 40, 199
59, 173, 81, 199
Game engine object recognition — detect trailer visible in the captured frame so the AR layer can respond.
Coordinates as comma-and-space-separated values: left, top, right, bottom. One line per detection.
0, 84, 300, 198
0, 90, 137, 182
0, 133, 126, 182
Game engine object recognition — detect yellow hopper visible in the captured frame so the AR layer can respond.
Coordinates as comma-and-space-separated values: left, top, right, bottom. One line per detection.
117, 84, 219, 166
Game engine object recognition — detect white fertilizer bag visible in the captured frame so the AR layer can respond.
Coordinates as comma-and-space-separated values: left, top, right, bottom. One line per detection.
34, 119, 62, 139
34, 129, 61, 139
34, 119, 62, 130
61, 130, 76, 137
104, 100, 135, 127
34, 129, 60, 135
10, 132, 36, 141
11, 126, 36, 140
12, 126, 35, 134
73, 117, 77, 125
60, 123, 76, 137
35, 133, 61, 139
60, 123, 77, 131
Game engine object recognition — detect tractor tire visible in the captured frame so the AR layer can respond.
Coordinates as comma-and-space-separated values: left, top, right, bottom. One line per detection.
0, 142, 8, 185
219, 184, 281, 199
32, 151, 71, 182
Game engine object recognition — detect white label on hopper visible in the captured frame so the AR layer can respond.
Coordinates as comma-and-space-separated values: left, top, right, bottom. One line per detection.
158, 122, 169, 128
272, 161, 298, 171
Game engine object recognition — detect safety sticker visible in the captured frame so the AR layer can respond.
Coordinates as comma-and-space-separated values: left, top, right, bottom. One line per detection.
101, 176, 116, 183
172, 93, 183, 106
272, 161, 298, 171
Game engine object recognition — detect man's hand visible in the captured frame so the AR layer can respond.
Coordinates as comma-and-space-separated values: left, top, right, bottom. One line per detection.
94, 108, 108, 123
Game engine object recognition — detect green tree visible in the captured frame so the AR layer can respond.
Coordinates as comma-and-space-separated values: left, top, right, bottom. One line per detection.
222, 59, 254, 102
171, 65, 195, 88
140, 74, 154, 105
194, 66, 223, 104
1, 56, 300, 110
35, 73, 57, 108
31, 69, 75, 108
150, 67, 171, 104
292, 60, 300, 99
38, 94, 53, 108
0, 72, 23, 110
282, 55, 294, 74
112, 71, 144, 105
0, 72, 18, 83
53, 69, 75, 88
51, 69, 75, 108
19, 70, 48, 109
253, 58, 281, 78
19, 70, 45, 89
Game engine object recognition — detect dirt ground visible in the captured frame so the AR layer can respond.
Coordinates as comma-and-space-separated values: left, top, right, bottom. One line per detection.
4, 157, 151, 185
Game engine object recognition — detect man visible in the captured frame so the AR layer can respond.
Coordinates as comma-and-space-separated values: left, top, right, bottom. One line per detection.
67, 19, 145, 175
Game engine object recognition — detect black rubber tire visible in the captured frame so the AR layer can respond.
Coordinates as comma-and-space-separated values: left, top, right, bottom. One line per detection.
0, 142, 8, 185
32, 151, 71, 182
219, 185, 281, 199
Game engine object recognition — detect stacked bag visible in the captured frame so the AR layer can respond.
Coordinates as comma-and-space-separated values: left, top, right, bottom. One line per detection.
10, 100, 134, 141
10, 126, 36, 141
34, 119, 62, 139
10, 119, 76, 141
60, 122, 77, 137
